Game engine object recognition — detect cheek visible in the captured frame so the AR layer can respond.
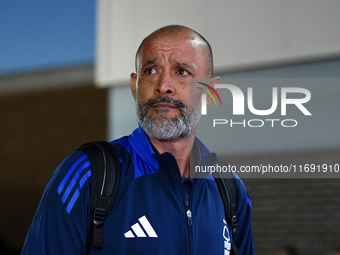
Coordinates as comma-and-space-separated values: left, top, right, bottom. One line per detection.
137, 80, 156, 98
189, 87, 202, 106
136, 91, 148, 106
139, 73, 160, 85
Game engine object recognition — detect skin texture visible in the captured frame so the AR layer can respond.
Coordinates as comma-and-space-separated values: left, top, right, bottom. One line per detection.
130, 28, 220, 177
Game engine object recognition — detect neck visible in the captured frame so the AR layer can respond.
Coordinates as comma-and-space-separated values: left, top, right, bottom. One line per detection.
149, 132, 196, 178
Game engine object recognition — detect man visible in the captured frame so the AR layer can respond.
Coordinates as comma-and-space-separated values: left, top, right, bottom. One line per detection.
21, 25, 254, 254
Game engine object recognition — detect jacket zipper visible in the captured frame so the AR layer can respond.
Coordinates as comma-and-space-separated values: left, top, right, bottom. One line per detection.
168, 153, 195, 255
180, 178, 195, 255
186, 209, 192, 227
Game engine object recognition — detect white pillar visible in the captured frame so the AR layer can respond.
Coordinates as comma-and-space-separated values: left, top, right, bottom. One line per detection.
107, 86, 138, 141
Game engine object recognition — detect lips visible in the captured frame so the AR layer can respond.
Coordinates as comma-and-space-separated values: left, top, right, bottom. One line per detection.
142, 96, 186, 114
152, 102, 177, 109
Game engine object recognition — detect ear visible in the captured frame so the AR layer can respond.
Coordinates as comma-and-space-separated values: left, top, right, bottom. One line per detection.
206, 76, 220, 106
130, 73, 137, 100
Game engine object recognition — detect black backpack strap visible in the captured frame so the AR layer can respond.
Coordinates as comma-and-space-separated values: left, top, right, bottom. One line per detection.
78, 141, 121, 249
212, 168, 239, 255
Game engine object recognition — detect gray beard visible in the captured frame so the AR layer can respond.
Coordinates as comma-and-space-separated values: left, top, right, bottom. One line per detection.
136, 95, 201, 140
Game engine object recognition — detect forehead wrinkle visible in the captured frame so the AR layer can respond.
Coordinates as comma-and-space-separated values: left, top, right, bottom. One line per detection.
142, 45, 180, 62
139, 40, 203, 74
142, 48, 183, 66
148, 46, 196, 63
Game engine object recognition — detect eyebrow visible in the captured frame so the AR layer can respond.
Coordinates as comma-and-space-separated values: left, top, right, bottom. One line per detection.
143, 57, 161, 67
142, 57, 195, 72
169, 59, 195, 72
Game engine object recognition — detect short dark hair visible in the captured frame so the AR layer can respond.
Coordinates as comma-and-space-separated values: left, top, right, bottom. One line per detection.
135, 25, 214, 77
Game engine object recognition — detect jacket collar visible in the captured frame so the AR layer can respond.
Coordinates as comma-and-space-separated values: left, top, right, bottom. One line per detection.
128, 126, 217, 176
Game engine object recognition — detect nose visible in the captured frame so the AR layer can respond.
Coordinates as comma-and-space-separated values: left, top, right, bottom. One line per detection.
154, 71, 175, 96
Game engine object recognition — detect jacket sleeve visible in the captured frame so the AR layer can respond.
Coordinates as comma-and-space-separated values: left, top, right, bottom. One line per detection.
233, 178, 255, 255
21, 151, 92, 255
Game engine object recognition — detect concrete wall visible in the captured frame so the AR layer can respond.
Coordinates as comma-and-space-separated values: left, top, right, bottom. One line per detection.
227, 149, 340, 255
95, 0, 340, 86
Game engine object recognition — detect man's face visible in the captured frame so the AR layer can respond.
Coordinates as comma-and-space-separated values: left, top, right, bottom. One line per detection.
130, 31, 211, 140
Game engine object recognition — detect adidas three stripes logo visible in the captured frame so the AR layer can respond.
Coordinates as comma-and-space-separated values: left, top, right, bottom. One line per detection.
124, 215, 158, 238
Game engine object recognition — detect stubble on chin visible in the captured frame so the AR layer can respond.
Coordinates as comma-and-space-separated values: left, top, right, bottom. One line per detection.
136, 96, 201, 140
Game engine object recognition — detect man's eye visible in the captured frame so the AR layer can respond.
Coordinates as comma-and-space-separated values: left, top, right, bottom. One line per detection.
145, 67, 156, 74
178, 69, 189, 76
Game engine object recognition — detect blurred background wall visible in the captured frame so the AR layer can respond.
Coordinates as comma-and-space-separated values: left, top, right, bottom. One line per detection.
0, 0, 339, 254
0, 65, 107, 253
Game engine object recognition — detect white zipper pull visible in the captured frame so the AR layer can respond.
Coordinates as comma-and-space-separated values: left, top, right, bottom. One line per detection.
187, 209, 192, 226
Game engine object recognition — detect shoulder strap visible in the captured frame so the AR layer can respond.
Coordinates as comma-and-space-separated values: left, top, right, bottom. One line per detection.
212, 168, 239, 255
78, 141, 121, 249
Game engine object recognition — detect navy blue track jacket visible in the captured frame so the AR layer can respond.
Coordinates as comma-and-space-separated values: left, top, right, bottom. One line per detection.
21, 127, 254, 255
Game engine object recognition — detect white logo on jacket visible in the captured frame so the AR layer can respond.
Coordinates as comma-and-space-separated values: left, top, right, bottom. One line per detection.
124, 215, 158, 238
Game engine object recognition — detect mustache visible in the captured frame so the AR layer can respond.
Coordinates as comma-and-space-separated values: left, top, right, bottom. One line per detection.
143, 96, 187, 111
